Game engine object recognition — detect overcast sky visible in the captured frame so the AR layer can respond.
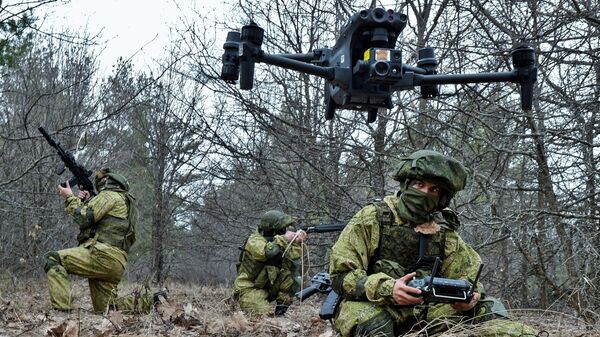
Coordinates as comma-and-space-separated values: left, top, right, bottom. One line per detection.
37, 0, 226, 74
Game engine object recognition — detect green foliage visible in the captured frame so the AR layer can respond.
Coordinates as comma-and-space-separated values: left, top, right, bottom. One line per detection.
0, 13, 35, 67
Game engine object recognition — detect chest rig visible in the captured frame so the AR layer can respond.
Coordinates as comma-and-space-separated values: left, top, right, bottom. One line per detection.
368, 201, 450, 279
77, 192, 136, 252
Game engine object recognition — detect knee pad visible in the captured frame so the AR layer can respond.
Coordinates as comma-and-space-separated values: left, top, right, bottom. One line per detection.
43, 251, 62, 273
355, 310, 394, 337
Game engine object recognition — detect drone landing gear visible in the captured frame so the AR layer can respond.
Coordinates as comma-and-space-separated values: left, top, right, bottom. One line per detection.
325, 97, 336, 121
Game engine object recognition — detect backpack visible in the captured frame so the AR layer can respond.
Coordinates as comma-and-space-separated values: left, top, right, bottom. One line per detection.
121, 193, 137, 251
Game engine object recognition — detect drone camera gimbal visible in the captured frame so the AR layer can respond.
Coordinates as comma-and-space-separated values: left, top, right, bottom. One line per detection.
221, 7, 537, 123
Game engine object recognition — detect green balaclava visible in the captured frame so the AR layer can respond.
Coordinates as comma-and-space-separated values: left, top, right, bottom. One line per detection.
396, 184, 440, 224
389, 150, 467, 225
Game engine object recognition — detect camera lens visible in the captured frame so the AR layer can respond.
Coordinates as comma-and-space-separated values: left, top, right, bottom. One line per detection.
387, 9, 395, 22
374, 61, 390, 76
397, 13, 408, 25
373, 8, 385, 22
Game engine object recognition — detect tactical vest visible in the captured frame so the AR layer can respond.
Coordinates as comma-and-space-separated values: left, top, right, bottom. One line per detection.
238, 248, 266, 284
369, 201, 448, 279
237, 233, 292, 290
95, 215, 132, 251
77, 192, 136, 252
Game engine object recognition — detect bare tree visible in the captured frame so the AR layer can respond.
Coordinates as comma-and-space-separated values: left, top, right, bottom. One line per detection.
0, 30, 99, 277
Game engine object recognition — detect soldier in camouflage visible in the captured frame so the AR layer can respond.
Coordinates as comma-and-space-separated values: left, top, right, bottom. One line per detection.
234, 210, 307, 316
329, 150, 538, 337
44, 168, 164, 314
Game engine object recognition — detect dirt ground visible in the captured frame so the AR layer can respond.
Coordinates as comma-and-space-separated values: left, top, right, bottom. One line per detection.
0, 279, 598, 337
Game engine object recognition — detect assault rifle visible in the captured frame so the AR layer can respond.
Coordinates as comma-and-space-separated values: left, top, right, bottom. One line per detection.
299, 223, 346, 234
38, 127, 96, 196
296, 272, 332, 301
295, 272, 340, 320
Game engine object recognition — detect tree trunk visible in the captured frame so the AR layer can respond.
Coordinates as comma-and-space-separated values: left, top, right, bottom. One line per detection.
152, 121, 169, 284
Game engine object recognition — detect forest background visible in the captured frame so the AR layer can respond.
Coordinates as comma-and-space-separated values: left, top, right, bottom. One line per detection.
0, 0, 598, 330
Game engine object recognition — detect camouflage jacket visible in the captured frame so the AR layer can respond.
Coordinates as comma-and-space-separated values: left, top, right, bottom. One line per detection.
65, 190, 131, 252
329, 195, 482, 305
234, 231, 302, 294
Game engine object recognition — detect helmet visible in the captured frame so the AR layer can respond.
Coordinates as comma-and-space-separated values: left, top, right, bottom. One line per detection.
258, 210, 294, 234
94, 168, 130, 192
390, 150, 467, 204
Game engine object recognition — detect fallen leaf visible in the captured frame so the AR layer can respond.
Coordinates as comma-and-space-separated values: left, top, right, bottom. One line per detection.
157, 300, 177, 319
107, 310, 123, 330
47, 319, 78, 337
122, 314, 137, 324
206, 319, 225, 334
91, 318, 113, 337
184, 302, 193, 315
168, 326, 182, 337
230, 310, 250, 332
317, 328, 334, 337
19, 313, 33, 321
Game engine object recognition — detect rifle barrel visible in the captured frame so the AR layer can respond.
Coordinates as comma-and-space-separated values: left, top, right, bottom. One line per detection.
301, 223, 345, 233
38, 127, 57, 148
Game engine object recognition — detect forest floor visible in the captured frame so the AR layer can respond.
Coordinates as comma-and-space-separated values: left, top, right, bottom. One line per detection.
0, 279, 598, 337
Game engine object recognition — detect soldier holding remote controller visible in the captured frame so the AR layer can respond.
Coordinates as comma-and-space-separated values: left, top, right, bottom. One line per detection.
328, 150, 538, 337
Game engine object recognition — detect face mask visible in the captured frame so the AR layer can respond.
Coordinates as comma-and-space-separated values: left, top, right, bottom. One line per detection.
396, 186, 440, 225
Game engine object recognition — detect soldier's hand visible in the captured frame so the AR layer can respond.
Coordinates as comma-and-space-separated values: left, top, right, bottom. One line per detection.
78, 190, 91, 201
285, 230, 307, 243
392, 272, 423, 305
57, 181, 74, 199
451, 291, 480, 312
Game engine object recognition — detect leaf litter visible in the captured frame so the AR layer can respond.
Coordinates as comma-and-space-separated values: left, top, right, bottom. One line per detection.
0, 279, 598, 336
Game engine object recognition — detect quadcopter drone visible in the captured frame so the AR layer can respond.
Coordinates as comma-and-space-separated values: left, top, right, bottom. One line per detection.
220, 7, 537, 123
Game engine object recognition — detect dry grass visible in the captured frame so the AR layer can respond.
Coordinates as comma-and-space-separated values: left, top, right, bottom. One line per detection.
0, 279, 597, 337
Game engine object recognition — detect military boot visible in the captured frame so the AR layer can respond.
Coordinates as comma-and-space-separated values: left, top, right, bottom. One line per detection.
274, 301, 289, 316
153, 289, 169, 306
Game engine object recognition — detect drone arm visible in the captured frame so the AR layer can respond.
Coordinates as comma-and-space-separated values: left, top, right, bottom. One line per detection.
414, 71, 516, 85
409, 45, 536, 110
413, 69, 534, 110
275, 52, 316, 62
258, 52, 335, 80
403, 64, 427, 75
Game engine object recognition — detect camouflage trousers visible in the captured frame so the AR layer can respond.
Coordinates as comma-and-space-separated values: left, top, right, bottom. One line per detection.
334, 297, 538, 337
44, 241, 154, 314
235, 268, 299, 315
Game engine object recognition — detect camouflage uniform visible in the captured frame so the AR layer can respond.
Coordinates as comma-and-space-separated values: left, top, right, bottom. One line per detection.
44, 169, 154, 313
233, 210, 303, 315
329, 150, 538, 337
